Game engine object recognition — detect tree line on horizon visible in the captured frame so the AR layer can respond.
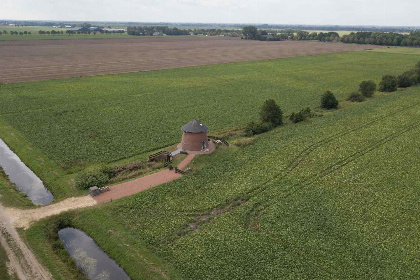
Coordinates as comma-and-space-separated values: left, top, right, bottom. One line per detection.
242, 26, 420, 47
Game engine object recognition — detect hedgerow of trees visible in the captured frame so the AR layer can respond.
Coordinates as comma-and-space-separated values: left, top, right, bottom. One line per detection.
341, 31, 420, 47
127, 26, 189, 36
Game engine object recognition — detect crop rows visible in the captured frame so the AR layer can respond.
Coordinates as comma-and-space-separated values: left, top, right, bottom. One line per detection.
25, 86, 420, 279
0, 51, 418, 169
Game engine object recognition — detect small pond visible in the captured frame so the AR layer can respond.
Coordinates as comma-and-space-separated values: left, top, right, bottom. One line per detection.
59, 227, 131, 280
0, 138, 54, 205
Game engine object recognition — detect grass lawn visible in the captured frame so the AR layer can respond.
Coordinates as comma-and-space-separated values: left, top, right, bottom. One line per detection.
25, 86, 420, 279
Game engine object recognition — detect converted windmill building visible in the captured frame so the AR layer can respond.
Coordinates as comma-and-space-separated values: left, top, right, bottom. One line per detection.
181, 119, 209, 151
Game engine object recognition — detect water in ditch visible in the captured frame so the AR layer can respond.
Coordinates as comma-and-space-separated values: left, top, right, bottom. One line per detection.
0, 138, 54, 205
58, 227, 131, 280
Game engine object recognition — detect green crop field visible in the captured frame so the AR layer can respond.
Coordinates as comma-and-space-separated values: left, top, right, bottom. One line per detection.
0, 51, 418, 172
368, 47, 420, 55
26, 85, 420, 279
0, 25, 132, 41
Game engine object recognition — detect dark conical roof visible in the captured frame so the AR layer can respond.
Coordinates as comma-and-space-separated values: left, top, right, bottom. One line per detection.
181, 119, 209, 133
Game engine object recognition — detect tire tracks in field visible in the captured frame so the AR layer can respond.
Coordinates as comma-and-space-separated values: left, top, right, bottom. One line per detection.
177, 101, 419, 238
245, 121, 420, 231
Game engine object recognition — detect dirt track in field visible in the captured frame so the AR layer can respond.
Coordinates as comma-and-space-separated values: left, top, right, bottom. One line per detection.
0, 37, 380, 83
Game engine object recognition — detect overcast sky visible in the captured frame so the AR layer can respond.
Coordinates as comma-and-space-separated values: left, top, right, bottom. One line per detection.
1, 0, 419, 26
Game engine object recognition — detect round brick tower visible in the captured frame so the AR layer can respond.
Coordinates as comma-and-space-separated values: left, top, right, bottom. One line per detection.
181, 119, 209, 151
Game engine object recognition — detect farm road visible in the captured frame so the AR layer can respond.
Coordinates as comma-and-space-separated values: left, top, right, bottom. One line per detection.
0, 153, 196, 279
0, 37, 380, 83
0, 203, 53, 280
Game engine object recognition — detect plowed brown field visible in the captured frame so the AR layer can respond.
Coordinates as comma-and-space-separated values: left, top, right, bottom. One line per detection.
0, 37, 380, 83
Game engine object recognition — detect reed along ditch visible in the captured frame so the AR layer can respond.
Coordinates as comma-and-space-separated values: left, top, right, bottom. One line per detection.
58, 227, 130, 280
0, 138, 54, 205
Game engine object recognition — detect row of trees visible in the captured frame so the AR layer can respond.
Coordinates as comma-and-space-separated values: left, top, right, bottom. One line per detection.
127, 26, 190, 36
242, 62, 420, 137
243, 26, 341, 42
341, 31, 420, 47
0, 30, 32, 35
39, 30, 64, 35
242, 25, 420, 46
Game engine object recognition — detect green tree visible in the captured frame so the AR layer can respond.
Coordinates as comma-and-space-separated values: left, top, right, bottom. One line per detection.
242, 26, 259, 40
379, 75, 398, 92
260, 99, 283, 126
397, 73, 413, 88
321, 91, 339, 109
359, 80, 376, 97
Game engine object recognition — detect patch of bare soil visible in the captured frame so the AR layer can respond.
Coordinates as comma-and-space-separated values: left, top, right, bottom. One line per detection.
0, 204, 53, 280
0, 37, 381, 83
6, 195, 97, 229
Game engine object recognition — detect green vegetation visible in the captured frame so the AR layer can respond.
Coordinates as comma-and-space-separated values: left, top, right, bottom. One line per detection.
260, 99, 283, 126
26, 86, 420, 279
289, 107, 313, 123
341, 31, 420, 47
0, 51, 417, 172
368, 47, 420, 55
379, 75, 398, 92
0, 26, 132, 41
74, 170, 109, 190
359, 80, 376, 97
347, 92, 365, 102
321, 90, 339, 109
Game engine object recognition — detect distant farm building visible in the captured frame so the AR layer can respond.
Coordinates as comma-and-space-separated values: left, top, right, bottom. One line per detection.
181, 119, 209, 151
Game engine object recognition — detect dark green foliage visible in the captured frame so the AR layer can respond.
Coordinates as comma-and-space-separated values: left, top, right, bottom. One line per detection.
341, 31, 420, 47
74, 170, 109, 190
347, 92, 366, 102
242, 26, 259, 40
289, 112, 304, 123
260, 99, 283, 126
401, 70, 419, 86
289, 107, 313, 123
379, 75, 398, 92
397, 73, 413, 88
321, 91, 339, 109
359, 80, 376, 97
245, 122, 273, 136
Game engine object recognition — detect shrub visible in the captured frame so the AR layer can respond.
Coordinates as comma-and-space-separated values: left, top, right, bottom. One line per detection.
379, 75, 398, 92
400, 70, 419, 86
289, 107, 313, 123
347, 92, 365, 102
260, 99, 283, 126
245, 122, 273, 136
359, 80, 376, 97
289, 112, 304, 123
320, 91, 338, 109
397, 73, 413, 88
75, 170, 109, 189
